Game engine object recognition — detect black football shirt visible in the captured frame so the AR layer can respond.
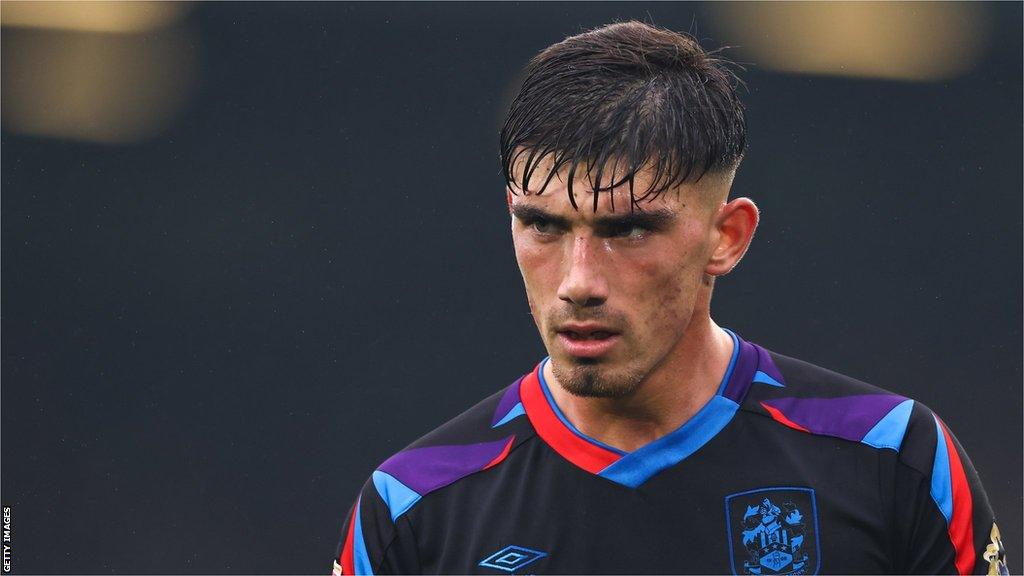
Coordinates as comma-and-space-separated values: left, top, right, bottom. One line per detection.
333, 330, 1007, 575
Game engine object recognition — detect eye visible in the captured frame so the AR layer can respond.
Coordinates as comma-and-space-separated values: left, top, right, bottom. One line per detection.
610, 224, 648, 240
531, 218, 559, 235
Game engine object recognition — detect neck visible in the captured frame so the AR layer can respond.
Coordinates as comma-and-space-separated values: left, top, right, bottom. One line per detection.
544, 314, 735, 453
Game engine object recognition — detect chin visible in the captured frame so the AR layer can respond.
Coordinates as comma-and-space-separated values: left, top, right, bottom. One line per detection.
552, 358, 645, 399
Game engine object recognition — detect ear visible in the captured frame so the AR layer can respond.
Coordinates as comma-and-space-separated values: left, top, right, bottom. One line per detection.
705, 197, 759, 276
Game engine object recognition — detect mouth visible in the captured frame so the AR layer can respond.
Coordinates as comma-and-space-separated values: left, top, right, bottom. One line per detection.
559, 330, 616, 340
555, 326, 621, 358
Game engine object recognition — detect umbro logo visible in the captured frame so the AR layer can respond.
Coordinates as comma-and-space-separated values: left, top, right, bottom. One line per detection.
478, 545, 548, 573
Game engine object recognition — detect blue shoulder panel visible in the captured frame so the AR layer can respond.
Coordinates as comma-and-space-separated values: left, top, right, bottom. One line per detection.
860, 399, 914, 450
352, 497, 375, 575
373, 436, 515, 520
371, 470, 422, 522
929, 414, 954, 524
752, 370, 784, 387
492, 402, 525, 428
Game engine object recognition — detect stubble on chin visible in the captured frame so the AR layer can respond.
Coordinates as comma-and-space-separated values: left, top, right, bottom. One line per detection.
551, 358, 646, 399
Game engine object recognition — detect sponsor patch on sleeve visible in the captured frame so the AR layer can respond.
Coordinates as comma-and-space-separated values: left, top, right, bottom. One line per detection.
984, 523, 1009, 576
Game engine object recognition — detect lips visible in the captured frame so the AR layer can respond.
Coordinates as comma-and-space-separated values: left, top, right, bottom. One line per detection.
561, 330, 615, 340
555, 324, 620, 358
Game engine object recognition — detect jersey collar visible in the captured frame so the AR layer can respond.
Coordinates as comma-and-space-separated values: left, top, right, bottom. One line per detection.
519, 328, 762, 488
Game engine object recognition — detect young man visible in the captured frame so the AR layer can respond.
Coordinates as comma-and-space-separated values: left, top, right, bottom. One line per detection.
333, 21, 1007, 575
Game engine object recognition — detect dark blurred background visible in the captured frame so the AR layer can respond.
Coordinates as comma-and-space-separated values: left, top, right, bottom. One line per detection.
2, 2, 1020, 573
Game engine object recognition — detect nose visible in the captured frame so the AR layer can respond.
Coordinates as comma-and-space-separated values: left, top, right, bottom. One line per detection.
557, 234, 609, 307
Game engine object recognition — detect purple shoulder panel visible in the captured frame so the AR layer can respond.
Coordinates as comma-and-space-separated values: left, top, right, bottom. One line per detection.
491, 376, 524, 427
722, 338, 759, 403
754, 345, 786, 385
761, 394, 907, 442
377, 436, 514, 496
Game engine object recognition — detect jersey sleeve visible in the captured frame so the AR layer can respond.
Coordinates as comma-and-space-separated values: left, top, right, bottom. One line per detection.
892, 404, 1008, 575
332, 477, 420, 575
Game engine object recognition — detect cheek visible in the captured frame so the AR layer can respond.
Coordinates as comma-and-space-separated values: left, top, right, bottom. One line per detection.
647, 275, 689, 325
513, 239, 559, 306
621, 244, 704, 336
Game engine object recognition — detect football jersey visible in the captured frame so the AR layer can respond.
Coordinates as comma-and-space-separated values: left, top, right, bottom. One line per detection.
333, 330, 1008, 575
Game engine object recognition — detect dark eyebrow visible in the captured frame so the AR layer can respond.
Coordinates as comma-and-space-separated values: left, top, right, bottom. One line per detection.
592, 208, 677, 230
510, 204, 678, 230
510, 205, 572, 229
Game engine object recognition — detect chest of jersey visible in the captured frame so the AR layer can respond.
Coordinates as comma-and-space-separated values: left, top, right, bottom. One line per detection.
407, 416, 893, 575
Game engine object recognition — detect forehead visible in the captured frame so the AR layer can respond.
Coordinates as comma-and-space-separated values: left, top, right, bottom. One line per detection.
507, 166, 708, 222
506, 151, 736, 224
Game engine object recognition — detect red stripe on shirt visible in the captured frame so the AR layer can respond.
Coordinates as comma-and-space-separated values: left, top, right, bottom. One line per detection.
339, 499, 358, 575
938, 419, 976, 575
760, 401, 811, 433
519, 365, 621, 474
483, 436, 516, 470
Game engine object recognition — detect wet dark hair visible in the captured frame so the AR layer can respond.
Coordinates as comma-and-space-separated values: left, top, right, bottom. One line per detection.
499, 21, 747, 211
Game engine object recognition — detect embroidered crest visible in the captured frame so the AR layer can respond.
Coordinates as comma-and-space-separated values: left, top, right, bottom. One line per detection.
725, 487, 820, 575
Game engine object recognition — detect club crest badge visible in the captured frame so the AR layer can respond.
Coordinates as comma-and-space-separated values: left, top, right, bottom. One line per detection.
725, 487, 820, 575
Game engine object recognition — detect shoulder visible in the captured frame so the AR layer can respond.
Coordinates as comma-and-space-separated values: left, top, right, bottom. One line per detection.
741, 345, 986, 532
741, 345, 949, 461
745, 347, 1000, 575
366, 371, 536, 522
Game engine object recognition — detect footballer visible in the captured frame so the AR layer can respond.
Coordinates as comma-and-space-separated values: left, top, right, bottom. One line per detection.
333, 21, 1007, 575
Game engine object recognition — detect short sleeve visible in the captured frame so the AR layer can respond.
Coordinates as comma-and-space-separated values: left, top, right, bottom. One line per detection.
332, 477, 421, 575
892, 405, 1008, 575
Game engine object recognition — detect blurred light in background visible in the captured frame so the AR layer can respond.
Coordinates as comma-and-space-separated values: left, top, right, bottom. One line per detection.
0, 1, 188, 34
711, 2, 989, 81
1, 2, 197, 144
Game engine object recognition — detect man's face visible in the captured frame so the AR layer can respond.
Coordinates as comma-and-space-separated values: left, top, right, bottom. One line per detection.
510, 168, 728, 398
